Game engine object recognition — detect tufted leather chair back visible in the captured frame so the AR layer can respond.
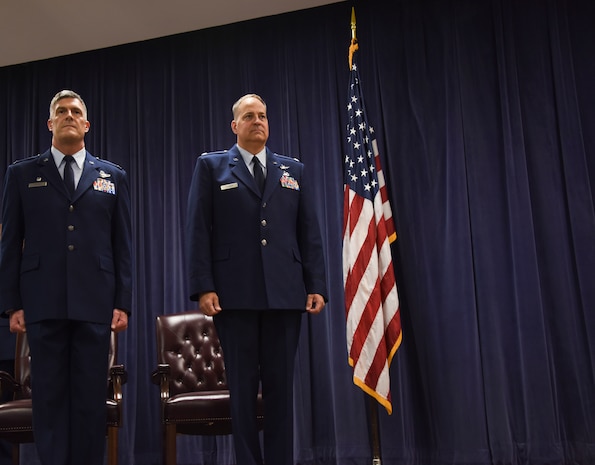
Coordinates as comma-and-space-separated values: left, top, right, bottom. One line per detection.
155, 311, 227, 397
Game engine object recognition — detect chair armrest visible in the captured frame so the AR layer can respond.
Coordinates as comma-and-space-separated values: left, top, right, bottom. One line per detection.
109, 364, 128, 402
110, 364, 128, 384
151, 364, 171, 401
0, 370, 21, 395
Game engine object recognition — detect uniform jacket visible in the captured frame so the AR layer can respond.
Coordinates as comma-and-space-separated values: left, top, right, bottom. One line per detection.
186, 144, 327, 310
0, 149, 132, 324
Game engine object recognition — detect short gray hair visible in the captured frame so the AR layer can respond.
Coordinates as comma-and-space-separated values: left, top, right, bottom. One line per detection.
49, 90, 87, 119
231, 94, 266, 120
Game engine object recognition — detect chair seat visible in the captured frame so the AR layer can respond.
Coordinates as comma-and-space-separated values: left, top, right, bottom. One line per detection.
0, 399, 121, 435
164, 391, 232, 423
0, 399, 33, 442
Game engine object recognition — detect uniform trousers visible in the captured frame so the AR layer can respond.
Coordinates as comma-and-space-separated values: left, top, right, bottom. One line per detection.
26, 320, 111, 465
214, 309, 302, 465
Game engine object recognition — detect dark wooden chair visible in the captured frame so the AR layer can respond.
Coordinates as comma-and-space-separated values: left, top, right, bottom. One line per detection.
151, 310, 264, 465
0, 331, 126, 465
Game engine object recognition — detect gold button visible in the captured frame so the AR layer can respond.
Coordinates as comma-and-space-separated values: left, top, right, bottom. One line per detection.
69, 205, 74, 212
261, 219, 267, 227
68, 225, 75, 231
261, 239, 267, 246
68, 245, 75, 251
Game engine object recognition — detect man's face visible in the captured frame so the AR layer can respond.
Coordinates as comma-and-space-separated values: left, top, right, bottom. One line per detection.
231, 97, 269, 148
47, 97, 90, 143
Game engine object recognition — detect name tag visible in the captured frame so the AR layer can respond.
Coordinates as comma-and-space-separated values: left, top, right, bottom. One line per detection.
28, 181, 48, 188
220, 182, 238, 191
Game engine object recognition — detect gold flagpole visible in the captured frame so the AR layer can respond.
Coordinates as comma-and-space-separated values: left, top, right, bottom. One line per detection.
349, 7, 359, 70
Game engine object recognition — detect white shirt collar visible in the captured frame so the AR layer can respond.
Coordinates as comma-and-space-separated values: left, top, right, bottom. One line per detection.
51, 146, 86, 170
236, 144, 266, 174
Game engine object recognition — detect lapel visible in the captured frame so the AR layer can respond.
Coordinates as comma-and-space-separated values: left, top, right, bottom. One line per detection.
73, 152, 101, 202
35, 149, 68, 197
229, 146, 261, 197
262, 149, 283, 199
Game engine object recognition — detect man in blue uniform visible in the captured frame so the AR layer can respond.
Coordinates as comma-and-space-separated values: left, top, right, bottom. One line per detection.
186, 93, 328, 465
0, 90, 132, 465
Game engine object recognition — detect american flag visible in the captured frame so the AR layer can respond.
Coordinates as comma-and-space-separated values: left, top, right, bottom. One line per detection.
342, 57, 402, 415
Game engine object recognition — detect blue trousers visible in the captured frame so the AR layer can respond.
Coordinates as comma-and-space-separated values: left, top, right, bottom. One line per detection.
26, 320, 111, 465
214, 309, 303, 465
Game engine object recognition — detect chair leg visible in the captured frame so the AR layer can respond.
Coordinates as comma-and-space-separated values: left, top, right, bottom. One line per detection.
12, 444, 19, 465
164, 423, 177, 465
107, 426, 118, 465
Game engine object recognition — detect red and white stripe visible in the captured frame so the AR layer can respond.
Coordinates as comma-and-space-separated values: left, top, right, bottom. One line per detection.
343, 141, 402, 414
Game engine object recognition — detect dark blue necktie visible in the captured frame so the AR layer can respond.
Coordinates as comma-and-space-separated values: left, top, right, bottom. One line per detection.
252, 156, 265, 193
63, 156, 75, 195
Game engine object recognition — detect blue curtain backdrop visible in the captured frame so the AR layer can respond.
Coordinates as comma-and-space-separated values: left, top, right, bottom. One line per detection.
1, 0, 594, 464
